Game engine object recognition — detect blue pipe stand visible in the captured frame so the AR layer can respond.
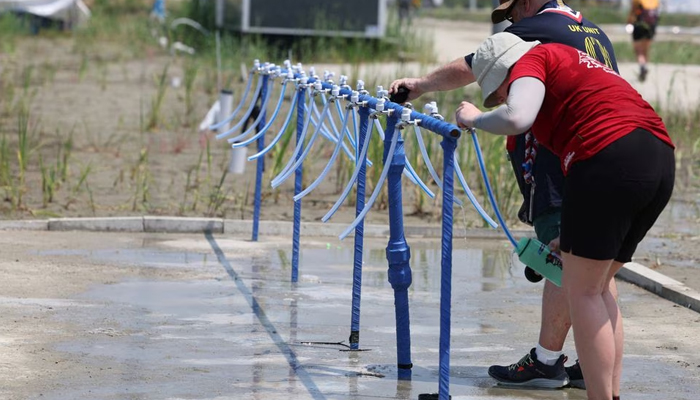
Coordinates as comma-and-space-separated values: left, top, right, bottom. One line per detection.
438, 136, 457, 400
349, 105, 369, 350
384, 113, 413, 380
251, 74, 269, 242
291, 82, 306, 283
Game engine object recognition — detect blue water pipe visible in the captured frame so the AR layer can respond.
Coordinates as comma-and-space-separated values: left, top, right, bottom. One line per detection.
251, 74, 269, 242
216, 65, 486, 389
437, 135, 458, 400
349, 104, 370, 350
291, 79, 307, 283
383, 112, 413, 380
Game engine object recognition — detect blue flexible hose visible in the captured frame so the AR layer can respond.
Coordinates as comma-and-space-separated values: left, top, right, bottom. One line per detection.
220, 78, 274, 142
471, 129, 517, 247
270, 93, 315, 187
209, 71, 254, 130
213, 75, 263, 136
271, 96, 333, 188
247, 88, 299, 161
373, 120, 433, 196
293, 106, 354, 201
413, 125, 463, 206
230, 80, 290, 147
321, 112, 376, 222
338, 128, 399, 240
309, 101, 359, 164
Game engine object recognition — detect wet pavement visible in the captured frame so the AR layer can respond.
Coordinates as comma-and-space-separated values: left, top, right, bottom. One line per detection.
1, 230, 699, 399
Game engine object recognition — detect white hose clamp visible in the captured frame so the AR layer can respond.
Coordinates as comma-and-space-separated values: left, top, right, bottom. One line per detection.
424, 101, 444, 120
396, 108, 421, 129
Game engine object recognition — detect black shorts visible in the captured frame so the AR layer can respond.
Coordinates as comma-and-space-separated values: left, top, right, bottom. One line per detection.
633, 22, 656, 41
560, 128, 675, 262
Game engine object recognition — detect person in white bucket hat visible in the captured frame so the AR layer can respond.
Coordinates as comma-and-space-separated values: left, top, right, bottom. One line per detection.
456, 31, 675, 400
391, 2, 621, 390
472, 33, 541, 109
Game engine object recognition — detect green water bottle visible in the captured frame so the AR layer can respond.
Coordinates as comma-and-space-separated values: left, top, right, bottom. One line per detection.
515, 237, 563, 287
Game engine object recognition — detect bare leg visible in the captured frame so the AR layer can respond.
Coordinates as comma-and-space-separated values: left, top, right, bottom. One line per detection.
539, 274, 619, 353
562, 251, 616, 400
633, 39, 650, 66
606, 263, 625, 397
538, 280, 571, 351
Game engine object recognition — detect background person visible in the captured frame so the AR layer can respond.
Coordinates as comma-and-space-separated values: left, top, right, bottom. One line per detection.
390, 0, 619, 389
455, 32, 675, 400
627, 0, 660, 82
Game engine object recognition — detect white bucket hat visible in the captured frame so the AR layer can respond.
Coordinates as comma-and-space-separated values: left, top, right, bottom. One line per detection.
472, 32, 540, 108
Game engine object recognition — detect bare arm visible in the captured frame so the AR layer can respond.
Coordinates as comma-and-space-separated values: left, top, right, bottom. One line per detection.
389, 57, 476, 102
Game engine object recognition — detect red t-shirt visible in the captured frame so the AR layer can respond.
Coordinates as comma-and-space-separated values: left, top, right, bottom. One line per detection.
509, 43, 674, 174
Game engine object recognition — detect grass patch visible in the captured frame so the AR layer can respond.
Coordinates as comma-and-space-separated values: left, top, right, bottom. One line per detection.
612, 40, 700, 65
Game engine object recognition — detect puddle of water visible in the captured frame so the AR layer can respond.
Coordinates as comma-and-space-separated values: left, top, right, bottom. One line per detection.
272, 242, 519, 295
34, 248, 216, 270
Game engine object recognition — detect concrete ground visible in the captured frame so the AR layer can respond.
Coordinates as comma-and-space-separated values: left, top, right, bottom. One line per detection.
1, 227, 699, 400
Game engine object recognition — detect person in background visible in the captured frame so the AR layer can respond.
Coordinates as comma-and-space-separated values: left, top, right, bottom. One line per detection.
390, 0, 619, 389
398, 0, 414, 25
628, 0, 660, 82
455, 31, 675, 400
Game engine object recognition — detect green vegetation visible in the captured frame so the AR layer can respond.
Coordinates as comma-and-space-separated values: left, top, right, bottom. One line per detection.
0, 0, 696, 224
613, 41, 700, 65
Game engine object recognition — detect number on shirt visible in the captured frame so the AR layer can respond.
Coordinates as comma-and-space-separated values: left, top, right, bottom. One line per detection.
584, 36, 613, 69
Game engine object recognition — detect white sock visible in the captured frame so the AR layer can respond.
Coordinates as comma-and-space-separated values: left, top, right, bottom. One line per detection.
535, 344, 563, 366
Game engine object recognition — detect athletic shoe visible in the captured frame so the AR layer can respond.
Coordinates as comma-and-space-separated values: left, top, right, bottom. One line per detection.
566, 360, 586, 389
488, 348, 570, 389
639, 65, 648, 82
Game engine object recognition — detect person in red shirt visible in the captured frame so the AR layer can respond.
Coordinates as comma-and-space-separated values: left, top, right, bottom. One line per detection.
455, 32, 675, 400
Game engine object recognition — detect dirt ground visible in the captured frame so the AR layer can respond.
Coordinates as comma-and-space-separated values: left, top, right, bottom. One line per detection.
0, 17, 698, 286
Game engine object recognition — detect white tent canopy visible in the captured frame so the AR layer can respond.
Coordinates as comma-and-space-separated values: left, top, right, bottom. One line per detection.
0, 0, 90, 26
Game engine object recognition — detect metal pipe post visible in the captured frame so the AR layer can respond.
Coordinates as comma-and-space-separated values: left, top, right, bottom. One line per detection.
291, 83, 306, 282
349, 105, 369, 350
251, 74, 269, 241
438, 136, 457, 400
384, 113, 412, 380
